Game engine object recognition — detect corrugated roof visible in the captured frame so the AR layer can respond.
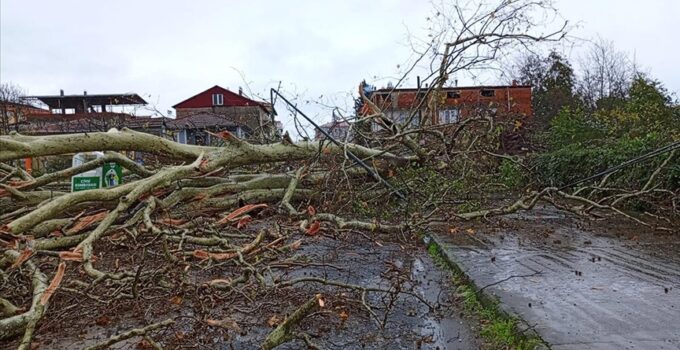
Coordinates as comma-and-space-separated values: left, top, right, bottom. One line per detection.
28, 93, 147, 108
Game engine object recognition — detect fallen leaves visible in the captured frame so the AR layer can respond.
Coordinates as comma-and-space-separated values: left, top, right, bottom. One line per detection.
40, 262, 66, 305
266, 314, 282, 328
307, 205, 316, 216
338, 309, 349, 323
169, 295, 183, 306
236, 215, 252, 229
287, 239, 303, 251
306, 221, 321, 236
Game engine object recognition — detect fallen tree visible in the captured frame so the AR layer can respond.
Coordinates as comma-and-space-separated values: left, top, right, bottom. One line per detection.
2, 1, 678, 348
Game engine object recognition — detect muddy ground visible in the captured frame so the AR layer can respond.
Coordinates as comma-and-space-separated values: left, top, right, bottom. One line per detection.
1, 216, 482, 350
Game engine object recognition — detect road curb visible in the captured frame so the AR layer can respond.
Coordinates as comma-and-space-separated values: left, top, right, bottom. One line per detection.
425, 233, 550, 350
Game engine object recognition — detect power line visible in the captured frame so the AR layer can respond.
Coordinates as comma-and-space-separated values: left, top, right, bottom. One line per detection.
558, 141, 680, 190
270, 88, 407, 200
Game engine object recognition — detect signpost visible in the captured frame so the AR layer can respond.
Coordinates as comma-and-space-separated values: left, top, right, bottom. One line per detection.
71, 152, 123, 192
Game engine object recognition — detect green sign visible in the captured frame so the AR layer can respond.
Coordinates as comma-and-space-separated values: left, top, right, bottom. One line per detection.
102, 162, 123, 188
72, 176, 101, 192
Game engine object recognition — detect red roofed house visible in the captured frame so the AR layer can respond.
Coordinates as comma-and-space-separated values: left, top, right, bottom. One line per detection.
172, 85, 276, 143
360, 81, 532, 131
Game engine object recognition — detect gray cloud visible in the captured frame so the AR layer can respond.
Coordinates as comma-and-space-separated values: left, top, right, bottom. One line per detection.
1, 0, 678, 135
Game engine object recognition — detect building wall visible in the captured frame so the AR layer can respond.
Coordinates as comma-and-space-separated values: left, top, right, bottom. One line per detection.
370, 86, 532, 125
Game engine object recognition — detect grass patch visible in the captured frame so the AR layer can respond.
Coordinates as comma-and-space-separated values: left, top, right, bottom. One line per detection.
427, 242, 545, 350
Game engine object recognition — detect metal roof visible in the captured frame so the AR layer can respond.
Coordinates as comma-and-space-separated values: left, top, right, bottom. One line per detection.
28, 93, 147, 108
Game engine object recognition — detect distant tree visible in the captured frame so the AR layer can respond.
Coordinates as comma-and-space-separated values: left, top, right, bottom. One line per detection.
577, 39, 636, 110
0, 82, 28, 134
595, 75, 680, 137
513, 51, 579, 131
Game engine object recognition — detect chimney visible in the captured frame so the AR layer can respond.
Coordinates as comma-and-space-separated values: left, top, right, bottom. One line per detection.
60, 89, 64, 96
455, 79, 458, 87
238, 87, 243, 96
512, 80, 518, 86
417, 76, 421, 89
84, 90, 87, 95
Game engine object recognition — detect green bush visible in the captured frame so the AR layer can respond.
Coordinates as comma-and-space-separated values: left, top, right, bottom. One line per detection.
534, 77, 679, 191
499, 159, 525, 188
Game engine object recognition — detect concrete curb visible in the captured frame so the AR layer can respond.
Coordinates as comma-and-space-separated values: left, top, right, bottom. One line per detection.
425, 233, 550, 350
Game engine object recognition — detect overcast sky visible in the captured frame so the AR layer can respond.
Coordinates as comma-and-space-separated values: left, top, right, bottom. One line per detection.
1, 0, 678, 135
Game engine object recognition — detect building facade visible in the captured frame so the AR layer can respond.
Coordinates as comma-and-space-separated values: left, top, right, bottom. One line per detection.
361, 82, 532, 131
172, 86, 276, 138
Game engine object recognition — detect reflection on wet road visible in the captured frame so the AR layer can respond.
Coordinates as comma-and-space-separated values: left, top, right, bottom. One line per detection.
434, 207, 680, 350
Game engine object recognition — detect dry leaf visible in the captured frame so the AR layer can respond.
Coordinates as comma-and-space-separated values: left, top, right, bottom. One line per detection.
339, 310, 349, 322
466, 228, 475, 235
288, 239, 302, 251
169, 295, 183, 305
307, 205, 316, 216
136, 339, 154, 350
40, 262, 65, 305
306, 221, 321, 236
236, 215, 252, 229
267, 314, 282, 328
205, 317, 242, 332
316, 294, 325, 308
95, 315, 111, 326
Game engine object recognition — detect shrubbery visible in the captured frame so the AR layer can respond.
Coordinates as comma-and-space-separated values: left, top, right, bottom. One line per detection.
533, 77, 679, 190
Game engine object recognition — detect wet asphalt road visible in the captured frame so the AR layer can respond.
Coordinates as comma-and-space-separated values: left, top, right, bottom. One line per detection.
434, 207, 680, 350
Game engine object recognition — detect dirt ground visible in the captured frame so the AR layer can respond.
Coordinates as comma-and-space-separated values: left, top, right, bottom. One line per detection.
1, 215, 482, 350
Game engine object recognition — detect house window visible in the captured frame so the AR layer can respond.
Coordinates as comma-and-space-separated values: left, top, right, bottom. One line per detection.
438, 109, 460, 124
447, 91, 461, 99
176, 130, 187, 144
212, 94, 224, 106
480, 89, 495, 97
